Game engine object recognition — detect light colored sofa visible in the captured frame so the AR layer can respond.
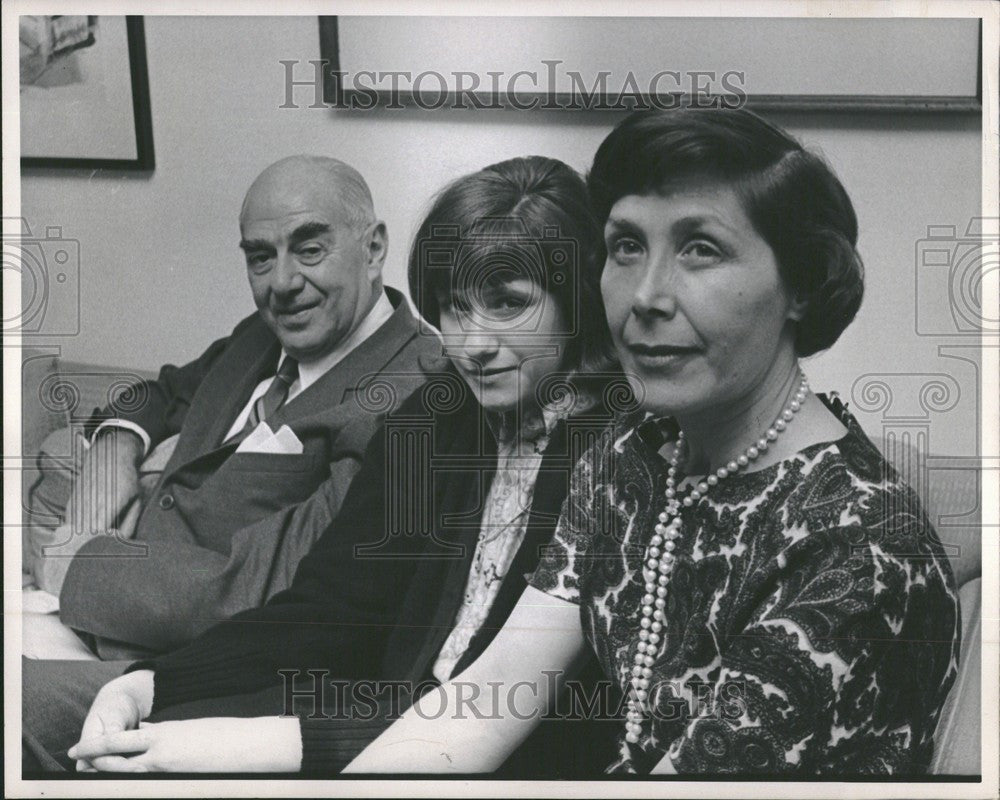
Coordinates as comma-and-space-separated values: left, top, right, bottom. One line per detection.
18, 349, 983, 774
20, 349, 157, 579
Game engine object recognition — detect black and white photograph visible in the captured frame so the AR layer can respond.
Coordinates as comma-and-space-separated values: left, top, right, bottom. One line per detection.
4, 1, 997, 797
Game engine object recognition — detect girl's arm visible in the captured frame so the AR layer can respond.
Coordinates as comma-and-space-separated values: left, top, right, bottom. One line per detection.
343, 586, 586, 773
71, 581, 585, 774
71, 586, 584, 774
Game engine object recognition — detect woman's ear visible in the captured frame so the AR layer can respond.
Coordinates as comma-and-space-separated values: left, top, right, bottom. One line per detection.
787, 291, 808, 322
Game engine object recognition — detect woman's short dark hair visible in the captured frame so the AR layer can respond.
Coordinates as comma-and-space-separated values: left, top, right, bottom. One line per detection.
588, 108, 864, 357
409, 155, 619, 383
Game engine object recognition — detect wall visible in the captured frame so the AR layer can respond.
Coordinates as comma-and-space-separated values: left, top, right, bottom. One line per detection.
20, 15, 983, 455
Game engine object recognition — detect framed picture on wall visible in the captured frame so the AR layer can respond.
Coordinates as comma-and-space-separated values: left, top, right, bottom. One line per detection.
318, 15, 982, 113
19, 15, 154, 170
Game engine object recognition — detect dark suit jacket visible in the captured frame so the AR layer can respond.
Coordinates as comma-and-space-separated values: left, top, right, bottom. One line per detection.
59, 287, 441, 654
140, 373, 623, 775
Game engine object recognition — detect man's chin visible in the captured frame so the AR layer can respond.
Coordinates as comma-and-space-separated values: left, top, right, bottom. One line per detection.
274, 332, 335, 362
262, 313, 342, 359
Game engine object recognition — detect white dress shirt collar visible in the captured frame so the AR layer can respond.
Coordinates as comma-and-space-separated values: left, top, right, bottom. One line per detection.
102, 291, 398, 451
279, 290, 395, 395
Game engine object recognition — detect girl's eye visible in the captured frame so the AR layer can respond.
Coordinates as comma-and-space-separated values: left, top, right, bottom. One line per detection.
491, 296, 529, 317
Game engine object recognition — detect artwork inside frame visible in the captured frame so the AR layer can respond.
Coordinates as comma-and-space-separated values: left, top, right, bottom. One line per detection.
20, 15, 155, 170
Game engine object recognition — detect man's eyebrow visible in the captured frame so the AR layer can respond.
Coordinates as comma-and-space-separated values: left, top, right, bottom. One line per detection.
288, 221, 331, 243
239, 222, 332, 252
238, 238, 273, 252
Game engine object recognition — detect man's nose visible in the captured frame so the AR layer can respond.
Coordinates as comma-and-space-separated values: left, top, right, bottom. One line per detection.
271, 252, 306, 295
631, 257, 678, 320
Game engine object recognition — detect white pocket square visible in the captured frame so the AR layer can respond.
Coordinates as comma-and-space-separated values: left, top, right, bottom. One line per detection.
235, 422, 303, 454
235, 421, 275, 453
270, 424, 304, 454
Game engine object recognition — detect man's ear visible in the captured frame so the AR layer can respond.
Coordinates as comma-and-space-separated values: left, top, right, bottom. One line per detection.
365, 221, 388, 279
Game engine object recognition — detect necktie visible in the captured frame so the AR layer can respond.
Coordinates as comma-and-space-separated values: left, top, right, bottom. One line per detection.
234, 356, 299, 440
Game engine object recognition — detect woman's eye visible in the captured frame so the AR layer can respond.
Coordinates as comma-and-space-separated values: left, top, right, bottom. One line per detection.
680, 241, 722, 264
609, 237, 643, 264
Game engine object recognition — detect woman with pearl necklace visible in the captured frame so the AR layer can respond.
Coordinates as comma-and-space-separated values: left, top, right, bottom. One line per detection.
342, 108, 961, 776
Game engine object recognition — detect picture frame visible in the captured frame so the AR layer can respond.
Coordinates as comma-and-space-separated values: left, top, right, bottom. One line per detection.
20, 15, 155, 170
319, 15, 983, 113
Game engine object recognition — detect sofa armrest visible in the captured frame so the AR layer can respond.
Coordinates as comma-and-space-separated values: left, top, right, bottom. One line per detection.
21, 350, 64, 460
931, 577, 982, 775
21, 357, 158, 578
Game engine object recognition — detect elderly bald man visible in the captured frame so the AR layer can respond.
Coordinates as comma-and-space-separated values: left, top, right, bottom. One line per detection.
24, 155, 440, 662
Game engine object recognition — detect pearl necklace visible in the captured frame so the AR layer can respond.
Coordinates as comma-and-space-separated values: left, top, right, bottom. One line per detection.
624, 374, 810, 747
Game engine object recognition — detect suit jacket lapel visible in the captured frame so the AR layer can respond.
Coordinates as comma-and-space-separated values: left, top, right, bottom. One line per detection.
403, 396, 497, 684
449, 420, 570, 678
166, 288, 422, 475
164, 318, 279, 476
506, 420, 570, 580
268, 288, 422, 429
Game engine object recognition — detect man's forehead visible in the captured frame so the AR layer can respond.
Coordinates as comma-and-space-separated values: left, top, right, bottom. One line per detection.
241, 207, 337, 233
239, 186, 353, 238
243, 175, 344, 215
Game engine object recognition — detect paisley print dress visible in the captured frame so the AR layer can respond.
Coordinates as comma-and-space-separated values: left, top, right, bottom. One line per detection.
529, 395, 960, 775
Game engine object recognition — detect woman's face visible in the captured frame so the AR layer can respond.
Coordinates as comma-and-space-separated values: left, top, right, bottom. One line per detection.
438, 277, 568, 412
600, 182, 803, 419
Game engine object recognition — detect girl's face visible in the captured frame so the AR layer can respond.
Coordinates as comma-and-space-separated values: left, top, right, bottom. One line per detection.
438, 277, 569, 412
600, 182, 804, 419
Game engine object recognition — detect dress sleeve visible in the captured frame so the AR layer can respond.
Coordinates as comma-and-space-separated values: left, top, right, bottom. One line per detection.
661, 516, 959, 775
528, 433, 609, 605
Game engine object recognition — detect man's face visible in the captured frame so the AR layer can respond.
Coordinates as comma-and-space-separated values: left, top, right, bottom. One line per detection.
239, 172, 386, 362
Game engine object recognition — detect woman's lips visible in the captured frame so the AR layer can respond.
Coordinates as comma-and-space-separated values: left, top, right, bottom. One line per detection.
626, 342, 700, 368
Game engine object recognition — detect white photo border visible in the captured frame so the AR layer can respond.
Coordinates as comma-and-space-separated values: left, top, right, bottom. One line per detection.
4, 1, 997, 797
